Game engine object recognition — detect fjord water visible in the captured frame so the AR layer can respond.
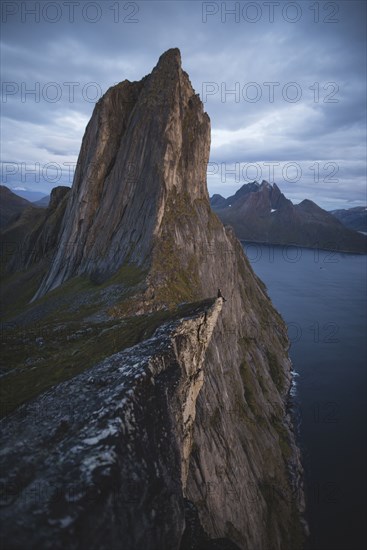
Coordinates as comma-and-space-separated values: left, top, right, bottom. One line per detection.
244, 243, 367, 550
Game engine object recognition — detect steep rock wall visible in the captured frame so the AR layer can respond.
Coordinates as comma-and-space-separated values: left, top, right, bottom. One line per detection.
0, 300, 223, 550
34, 49, 209, 299
2, 48, 306, 549
152, 196, 305, 548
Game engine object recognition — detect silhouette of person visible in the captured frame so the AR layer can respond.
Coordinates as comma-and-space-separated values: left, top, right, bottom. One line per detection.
217, 288, 227, 302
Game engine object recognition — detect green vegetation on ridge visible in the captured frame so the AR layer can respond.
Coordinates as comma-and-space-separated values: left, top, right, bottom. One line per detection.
1, 284, 215, 417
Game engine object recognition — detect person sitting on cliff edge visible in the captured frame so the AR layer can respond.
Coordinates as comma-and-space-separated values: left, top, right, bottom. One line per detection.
217, 288, 227, 302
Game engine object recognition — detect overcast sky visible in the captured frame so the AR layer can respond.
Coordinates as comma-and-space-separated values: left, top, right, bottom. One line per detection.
1, 0, 366, 209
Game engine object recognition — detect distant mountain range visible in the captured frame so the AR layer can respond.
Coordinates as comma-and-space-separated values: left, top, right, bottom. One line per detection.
210, 181, 366, 254
33, 195, 50, 208
0, 185, 71, 278
0, 187, 51, 229
330, 206, 367, 233
8, 187, 48, 203
2, 184, 366, 254
0, 186, 33, 229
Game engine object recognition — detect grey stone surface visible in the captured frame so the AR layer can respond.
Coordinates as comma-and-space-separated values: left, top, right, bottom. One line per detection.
34, 48, 210, 298
1, 49, 306, 549
0, 300, 221, 550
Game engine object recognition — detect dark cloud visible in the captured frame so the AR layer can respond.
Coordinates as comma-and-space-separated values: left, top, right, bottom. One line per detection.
1, 0, 366, 209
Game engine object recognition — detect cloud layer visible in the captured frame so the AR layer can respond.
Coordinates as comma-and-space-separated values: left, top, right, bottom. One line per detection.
1, 0, 366, 209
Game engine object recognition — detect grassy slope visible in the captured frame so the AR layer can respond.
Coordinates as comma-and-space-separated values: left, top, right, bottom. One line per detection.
0, 257, 214, 416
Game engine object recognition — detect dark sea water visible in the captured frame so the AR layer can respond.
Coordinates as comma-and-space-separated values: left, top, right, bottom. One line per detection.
244, 243, 367, 550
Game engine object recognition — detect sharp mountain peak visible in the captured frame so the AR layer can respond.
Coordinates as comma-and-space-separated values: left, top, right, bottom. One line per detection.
33, 47, 210, 300
0, 49, 306, 549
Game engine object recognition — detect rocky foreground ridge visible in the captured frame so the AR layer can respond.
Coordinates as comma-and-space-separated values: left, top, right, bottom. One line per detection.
1, 49, 305, 549
0, 299, 225, 549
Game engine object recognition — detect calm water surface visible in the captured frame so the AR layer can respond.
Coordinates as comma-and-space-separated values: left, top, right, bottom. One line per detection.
244, 243, 367, 550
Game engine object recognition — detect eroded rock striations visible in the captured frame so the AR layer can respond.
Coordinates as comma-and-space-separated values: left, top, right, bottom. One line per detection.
0, 300, 223, 550
33, 48, 210, 299
1, 49, 305, 549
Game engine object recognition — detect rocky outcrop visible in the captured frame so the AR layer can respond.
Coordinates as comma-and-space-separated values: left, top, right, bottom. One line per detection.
1, 186, 71, 273
211, 181, 367, 253
0, 299, 225, 550
1, 50, 305, 549
33, 48, 209, 299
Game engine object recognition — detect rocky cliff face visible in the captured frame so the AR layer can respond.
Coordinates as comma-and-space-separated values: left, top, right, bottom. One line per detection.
1, 49, 305, 549
0, 299, 225, 550
34, 48, 209, 299
211, 181, 367, 253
